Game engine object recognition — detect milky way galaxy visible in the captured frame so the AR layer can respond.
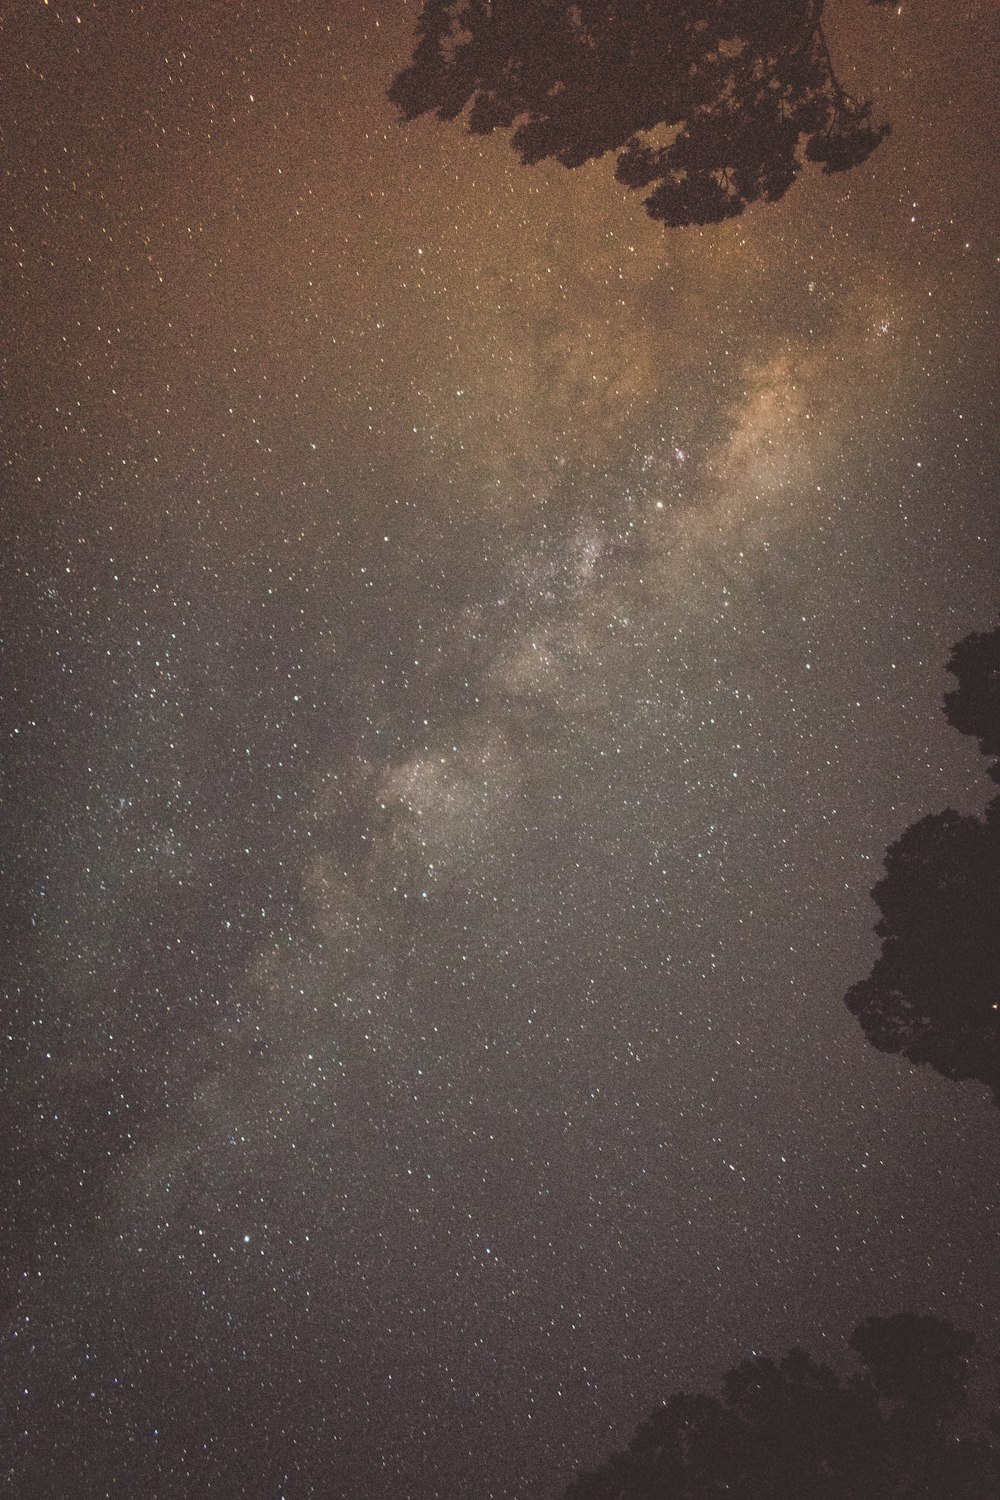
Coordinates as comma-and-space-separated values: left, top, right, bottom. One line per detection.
3, 2, 998, 1497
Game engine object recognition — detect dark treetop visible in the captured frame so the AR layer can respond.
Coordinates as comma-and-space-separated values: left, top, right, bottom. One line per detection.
390, 0, 891, 226
560, 1312, 999, 1499
846, 626, 1000, 1102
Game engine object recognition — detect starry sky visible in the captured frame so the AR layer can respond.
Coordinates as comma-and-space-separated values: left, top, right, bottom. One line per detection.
2, 2, 999, 1497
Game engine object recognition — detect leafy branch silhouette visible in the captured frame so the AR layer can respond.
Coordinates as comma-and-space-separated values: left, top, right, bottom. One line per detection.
560, 1313, 999, 1498
847, 625, 1000, 1101
390, 1, 892, 227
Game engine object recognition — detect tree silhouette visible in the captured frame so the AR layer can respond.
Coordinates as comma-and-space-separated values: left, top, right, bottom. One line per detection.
846, 626, 1000, 1102
560, 1313, 998, 1498
943, 627, 1000, 782
390, 1, 891, 228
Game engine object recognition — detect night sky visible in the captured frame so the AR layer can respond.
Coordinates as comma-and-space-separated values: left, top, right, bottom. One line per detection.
3, 2, 999, 1497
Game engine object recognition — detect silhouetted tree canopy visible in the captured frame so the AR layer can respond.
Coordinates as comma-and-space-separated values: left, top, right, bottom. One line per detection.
561, 1313, 998, 1499
390, 1, 891, 227
846, 625, 1000, 1102
943, 627, 1000, 782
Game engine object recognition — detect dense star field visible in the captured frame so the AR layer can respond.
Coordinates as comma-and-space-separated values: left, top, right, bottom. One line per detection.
2, 2, 998, 1496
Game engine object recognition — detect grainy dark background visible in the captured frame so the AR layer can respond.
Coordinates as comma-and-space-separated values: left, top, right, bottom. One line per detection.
2, 2, 997, 1495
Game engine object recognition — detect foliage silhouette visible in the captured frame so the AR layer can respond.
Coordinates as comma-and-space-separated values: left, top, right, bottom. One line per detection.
846, 625, 1000, 1102
560, 1313, 998, 1499
390, 1, 891, 227
943, 627, 1000, 781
